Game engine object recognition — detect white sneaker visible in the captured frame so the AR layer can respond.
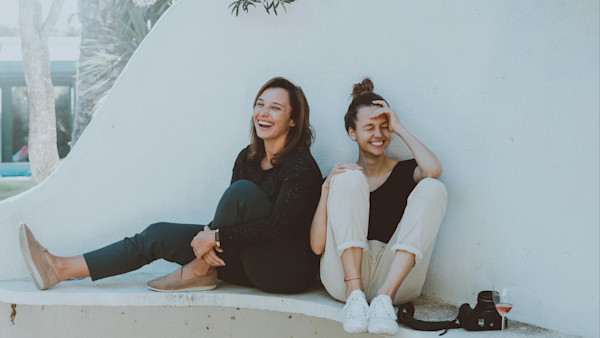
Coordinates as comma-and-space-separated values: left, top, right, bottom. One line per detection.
368, 295, 398, 335
342, 290, 369, 333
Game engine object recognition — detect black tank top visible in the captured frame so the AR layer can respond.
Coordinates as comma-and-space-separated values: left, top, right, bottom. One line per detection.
367, 159, 418, 243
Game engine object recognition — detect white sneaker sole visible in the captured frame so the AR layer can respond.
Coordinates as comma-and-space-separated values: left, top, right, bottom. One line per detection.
368, 319, 399, 336
343, 321, 368, 334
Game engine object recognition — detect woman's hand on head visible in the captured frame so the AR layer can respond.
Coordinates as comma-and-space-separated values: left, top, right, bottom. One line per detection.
191, 226, 217, 258
370, 100, 402, 133
322, 162, 362, 191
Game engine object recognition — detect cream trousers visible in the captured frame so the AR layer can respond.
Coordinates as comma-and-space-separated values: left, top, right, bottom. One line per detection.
320, 169, 447, 305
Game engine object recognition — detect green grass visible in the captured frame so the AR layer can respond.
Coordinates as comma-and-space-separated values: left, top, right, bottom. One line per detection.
0, 178, 36, 201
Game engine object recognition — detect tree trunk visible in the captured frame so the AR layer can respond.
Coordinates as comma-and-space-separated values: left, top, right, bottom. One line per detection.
70, 0, 127, 147
19, 0, 65, 183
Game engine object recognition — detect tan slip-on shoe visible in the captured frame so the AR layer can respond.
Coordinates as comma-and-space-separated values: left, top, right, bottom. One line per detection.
18, 223, 60, 290
147, 267, 217, 292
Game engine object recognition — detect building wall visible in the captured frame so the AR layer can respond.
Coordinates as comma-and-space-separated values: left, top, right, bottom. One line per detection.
0, 1, 597, 336
1, 37, 79, 163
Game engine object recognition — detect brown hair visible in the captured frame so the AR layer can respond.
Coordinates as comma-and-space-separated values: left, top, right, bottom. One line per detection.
248, 77, 313, 166
344, 78, 388, 131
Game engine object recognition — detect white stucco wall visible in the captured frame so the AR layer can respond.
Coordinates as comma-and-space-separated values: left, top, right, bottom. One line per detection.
0, 1, 597, 336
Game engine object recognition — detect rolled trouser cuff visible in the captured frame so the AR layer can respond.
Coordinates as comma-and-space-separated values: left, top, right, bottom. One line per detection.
337, 240, 368, 257
389, 243, 423, 266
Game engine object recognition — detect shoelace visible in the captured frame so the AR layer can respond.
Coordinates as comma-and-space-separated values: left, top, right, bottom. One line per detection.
343, 293, 368, 317
369, 297, 396, 320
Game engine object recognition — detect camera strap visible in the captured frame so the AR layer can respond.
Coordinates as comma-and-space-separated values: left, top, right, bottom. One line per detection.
397, 302, 461, 336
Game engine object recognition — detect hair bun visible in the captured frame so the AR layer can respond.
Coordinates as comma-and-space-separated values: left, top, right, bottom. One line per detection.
351, 78, 374, 98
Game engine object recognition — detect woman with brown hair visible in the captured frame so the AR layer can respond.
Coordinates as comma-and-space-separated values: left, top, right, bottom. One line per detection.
310, 78, 447, 335
20, 77, 322, 294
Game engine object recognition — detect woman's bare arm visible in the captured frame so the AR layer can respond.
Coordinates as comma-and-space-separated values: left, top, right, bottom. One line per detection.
370, 100, 442, 182
393, 124, 442, 182
309, 187, 329, 255
309, 162, 363, 255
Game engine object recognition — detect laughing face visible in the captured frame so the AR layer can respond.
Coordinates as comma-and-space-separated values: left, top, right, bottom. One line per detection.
349, 105, 391, 157
253, 87, 296, 146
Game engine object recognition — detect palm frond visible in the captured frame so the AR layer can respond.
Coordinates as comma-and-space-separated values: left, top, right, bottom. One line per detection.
78, 0, 173, 119
229, 0, 294, 16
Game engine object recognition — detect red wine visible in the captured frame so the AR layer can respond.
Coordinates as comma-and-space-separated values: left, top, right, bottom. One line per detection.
495, 303, 513, 316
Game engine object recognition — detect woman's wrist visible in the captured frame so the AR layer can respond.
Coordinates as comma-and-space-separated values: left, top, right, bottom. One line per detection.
214, 229, 221, 247
200, 228, 218, 246
209, 229, 217, 245
392, 123, 406, 136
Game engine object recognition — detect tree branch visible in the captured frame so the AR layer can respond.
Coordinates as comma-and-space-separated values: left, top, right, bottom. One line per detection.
41, 0, 66, 39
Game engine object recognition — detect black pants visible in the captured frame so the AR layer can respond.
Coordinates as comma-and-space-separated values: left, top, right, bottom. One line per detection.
83, 180, 319, 293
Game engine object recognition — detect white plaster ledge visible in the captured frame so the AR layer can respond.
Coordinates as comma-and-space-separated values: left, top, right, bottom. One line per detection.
0, 273, 576, 338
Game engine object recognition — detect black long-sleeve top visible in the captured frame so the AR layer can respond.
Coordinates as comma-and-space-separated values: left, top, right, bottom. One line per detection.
218, 146, 323, 250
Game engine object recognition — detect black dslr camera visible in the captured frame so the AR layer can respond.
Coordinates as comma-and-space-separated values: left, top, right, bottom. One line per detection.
458, 291, 504, 331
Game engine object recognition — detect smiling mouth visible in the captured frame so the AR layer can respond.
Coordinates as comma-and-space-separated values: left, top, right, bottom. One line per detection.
370, 140, 384, 146
258, 120, 274, 127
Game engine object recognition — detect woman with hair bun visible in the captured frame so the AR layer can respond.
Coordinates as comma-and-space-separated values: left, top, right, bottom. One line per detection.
310, 78, 447, 335
19, 77, 322, 294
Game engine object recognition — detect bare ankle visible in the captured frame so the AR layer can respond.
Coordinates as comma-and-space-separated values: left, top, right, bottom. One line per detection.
375, 286, 396, 299
345, 279, 364, 298
44, 252, 65, 281
182, 260, 211, 279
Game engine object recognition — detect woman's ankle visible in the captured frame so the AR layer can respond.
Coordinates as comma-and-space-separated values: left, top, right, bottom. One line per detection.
345, 279, 364, 298
182, 259, 211, 279
45, 253, 66, 282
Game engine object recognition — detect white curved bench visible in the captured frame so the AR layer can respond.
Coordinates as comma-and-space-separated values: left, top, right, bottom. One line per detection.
0, 273, 339, 313
0, 272, 572, 338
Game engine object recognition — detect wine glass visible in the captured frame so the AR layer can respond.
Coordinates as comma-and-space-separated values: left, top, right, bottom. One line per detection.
492, 286, 513, 332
